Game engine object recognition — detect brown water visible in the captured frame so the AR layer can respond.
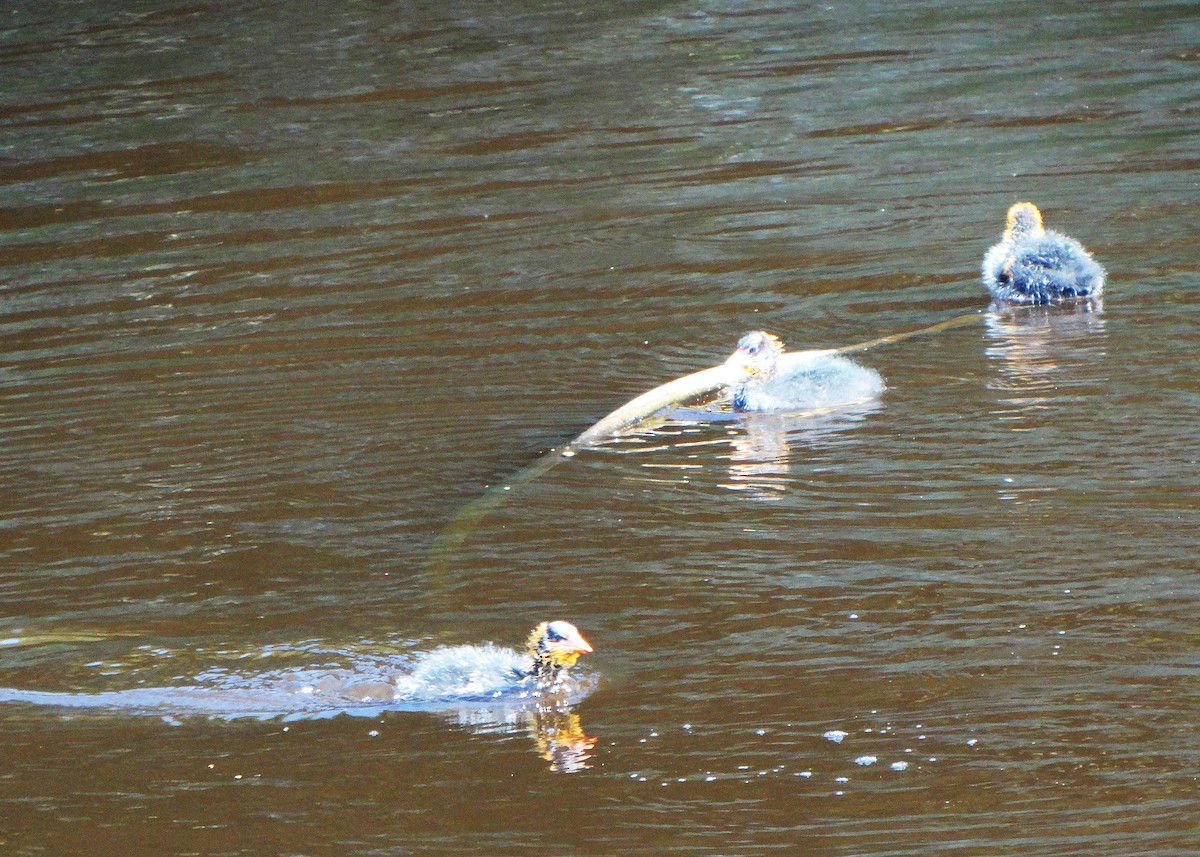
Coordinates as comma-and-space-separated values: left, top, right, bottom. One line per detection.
2, 0, 1199, 854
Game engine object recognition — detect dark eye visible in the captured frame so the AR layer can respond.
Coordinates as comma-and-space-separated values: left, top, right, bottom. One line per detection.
546, 627, 565, 642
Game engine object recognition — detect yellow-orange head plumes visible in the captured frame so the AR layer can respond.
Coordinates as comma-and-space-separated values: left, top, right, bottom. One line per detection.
526, 621, 593, 682
1004, 202, 1045, 240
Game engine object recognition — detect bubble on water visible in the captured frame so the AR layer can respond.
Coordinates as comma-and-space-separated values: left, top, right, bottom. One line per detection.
835, 776, 849, 783
967, 738, 978, 747
854, 755, 877, 766
823, 730, 848, 743
890, 761, 909, 771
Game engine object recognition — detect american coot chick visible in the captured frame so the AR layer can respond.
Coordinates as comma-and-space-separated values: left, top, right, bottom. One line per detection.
393, 620, 594, 697
724, 331, 884, 412
0, 621, 596, 715
523, 620, 594, 684
982, 202, 1105, 304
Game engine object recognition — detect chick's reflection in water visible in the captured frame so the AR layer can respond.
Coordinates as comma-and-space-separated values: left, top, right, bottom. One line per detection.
531, 708, 596, 773
446, 696, 597, 773
721, 401, 885, 497
0, 621, 599, 771
985, 300, 1108, 416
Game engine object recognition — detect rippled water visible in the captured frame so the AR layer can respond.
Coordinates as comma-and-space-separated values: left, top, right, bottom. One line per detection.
2, 1, 1198, 854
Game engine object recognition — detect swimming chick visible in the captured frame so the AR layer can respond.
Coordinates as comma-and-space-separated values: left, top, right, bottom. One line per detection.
982, 202, 1105, 304
723, 331, 884, 412
522, 620, 594, 684
0, 621, 596, 716
391, 620, 594, 698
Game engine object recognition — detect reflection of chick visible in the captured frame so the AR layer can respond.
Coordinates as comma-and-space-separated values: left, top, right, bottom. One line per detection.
984, 300, 1108, 409
724, 331, 884, 412
391, 620, 593, 699
528, 708, 596, 773
982, 202, 1105, 304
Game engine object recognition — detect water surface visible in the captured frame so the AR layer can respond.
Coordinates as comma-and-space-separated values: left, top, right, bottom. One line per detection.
2, 0, 1198, 854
